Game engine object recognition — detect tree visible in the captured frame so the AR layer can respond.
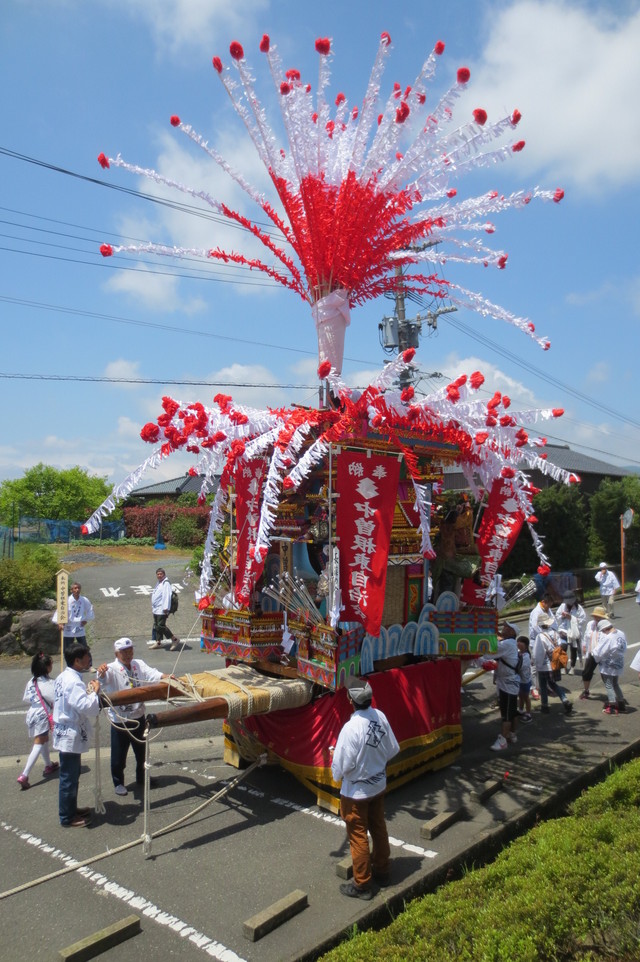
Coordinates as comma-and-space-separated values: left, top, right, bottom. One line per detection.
501, 484, 588, 578
588, 476, 640, 567
0, 463, 114, 524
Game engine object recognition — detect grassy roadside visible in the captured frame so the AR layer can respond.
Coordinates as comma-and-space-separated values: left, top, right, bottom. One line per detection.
319, 759, 640, 962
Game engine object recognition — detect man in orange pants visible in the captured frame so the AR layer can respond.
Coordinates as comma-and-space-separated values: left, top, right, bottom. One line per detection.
330, 677, 400, 899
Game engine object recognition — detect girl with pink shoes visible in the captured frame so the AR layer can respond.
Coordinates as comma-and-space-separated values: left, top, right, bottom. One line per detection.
17, 652, 59, 789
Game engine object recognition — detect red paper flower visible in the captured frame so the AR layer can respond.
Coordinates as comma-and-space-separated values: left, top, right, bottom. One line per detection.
543, 341, 551, 351
512, 140, 525, 152
485, 416, 497, 426
317, 360, 332, 378
402, 348, 416, 363
527, 515, 538, 524
502, 395, 511, 409
170, 115, 180, 127
553, 188, 564, 203
97, 152, 109, 169
188, 466, 198, 476
100, 244, 113, 257
395, 102, 410, 124
434, 40, 445, 55
475, 432, 488, 445
511, 109, 522, 125
568, 474, 580, 484
286, 69, 301, 81
259, 34, 270, 53
469, 371, 485, 389
140, 422, 160, 443
446, 385, 460, 402
552, 408, 564, 418
335, 92, 345, 106
497, 255, 508, 269
315, 37, 331, 55
447, 188, 457, 198
282, 476, 295, 490
380, 31, 392, 46
198, 596, 211, 610
212, 56, 222, 73
81, 524, 88, 535
230, 41, 244, 60
457, 66, 471, 84
501, 467, 515, 479
527, 322, 535, 332
401, 386, 414, 403
473, 108, 487, 126
280, 82, 291, 95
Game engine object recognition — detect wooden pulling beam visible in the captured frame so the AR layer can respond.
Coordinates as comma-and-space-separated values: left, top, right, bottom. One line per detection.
146, 699, 230, 728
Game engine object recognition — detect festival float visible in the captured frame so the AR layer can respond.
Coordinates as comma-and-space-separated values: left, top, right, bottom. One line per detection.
87, 33, 576, 811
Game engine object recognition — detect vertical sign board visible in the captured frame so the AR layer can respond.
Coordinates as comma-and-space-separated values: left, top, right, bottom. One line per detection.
56, 569, 69, 671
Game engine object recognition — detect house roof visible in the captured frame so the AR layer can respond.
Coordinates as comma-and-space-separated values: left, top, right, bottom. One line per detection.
128, 474, 215, 498
530, 444, 633, 477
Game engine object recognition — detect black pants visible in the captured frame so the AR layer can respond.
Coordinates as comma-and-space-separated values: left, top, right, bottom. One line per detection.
111, 716, 146, 787
582, 654, 597, 683
153, 613, 174, 642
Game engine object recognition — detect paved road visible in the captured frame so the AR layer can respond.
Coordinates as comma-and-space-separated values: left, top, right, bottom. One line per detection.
1, 573, 639, 962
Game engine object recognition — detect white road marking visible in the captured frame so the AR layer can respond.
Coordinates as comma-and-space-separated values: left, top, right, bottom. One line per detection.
1, 820, 247, 962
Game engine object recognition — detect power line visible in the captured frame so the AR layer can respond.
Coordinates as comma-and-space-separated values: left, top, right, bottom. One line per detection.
0, 372, 317, 389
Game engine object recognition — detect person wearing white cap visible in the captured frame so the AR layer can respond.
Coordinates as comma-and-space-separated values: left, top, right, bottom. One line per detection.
531, 615, 573, 716
579, 606, 609, 699
484, 622, 522, 751
595, 563, 620, 617
330, 676, 399, 900
592, 620, 627, 715
97, 639, 176, 796
555, 591, 586, 675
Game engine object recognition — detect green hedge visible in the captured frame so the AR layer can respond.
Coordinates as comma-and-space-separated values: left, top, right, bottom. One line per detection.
320, 760, 640, 962
0, 544, 58, 609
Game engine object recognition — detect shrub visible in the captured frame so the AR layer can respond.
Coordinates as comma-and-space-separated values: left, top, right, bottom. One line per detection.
0, 543, 58, 609
167, 514, 202, 548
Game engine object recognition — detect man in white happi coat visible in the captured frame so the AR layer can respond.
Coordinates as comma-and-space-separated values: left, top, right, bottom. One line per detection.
52, 582, 95, 650
528, 595, 557, 699
53, 643, 101, 827
595, 562, 620, 617
97, 638, 176, 796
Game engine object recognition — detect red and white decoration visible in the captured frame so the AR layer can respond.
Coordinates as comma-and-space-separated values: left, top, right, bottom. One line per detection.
97, 33, 563, 373
84, 34, 572, 612
336, 451, 400, 636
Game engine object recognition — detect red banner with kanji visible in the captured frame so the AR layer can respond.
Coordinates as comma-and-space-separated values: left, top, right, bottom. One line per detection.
234, 458, 267, 605
336, 451, 400, 636
475, 476, 525, 583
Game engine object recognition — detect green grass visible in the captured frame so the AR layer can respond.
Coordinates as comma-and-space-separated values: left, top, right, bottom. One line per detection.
319, 759, 640, 962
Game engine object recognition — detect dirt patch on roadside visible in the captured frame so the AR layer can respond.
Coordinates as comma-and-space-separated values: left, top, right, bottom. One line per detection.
57, 545, 193, 566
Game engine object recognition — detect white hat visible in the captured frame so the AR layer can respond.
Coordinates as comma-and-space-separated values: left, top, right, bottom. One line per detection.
598, 619, 612, 630
114, 637, 134, 651
599, 562, 607, 568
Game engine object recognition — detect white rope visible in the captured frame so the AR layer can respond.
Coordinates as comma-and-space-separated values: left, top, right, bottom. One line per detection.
92, 712, 106, 815
142, 731, 152, 855
0, 754, 267, 899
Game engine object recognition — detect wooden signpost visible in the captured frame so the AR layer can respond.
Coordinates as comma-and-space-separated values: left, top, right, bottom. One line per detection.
56, 569, 69, 671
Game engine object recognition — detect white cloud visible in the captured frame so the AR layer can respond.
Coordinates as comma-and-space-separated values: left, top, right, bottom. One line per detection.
108, 0, 269, 58
467, 1, 640, 191
585, 361, 611, 384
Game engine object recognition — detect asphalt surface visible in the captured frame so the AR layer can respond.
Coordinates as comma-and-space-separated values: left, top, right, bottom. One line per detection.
1, 559, 639, 962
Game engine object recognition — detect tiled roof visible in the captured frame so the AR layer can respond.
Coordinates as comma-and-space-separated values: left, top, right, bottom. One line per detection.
531, 444, 633, 477
128, 475, 216, 497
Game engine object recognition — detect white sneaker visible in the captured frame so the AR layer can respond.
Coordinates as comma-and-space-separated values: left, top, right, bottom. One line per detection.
490, 735, 508, 751
115, 784, 128, 796
508, 733, 518, 744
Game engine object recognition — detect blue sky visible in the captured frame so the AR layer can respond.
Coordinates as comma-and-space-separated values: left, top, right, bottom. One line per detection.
2, 0, 639, 490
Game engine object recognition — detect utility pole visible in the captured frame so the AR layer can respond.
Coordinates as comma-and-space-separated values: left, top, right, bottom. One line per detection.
379, 264, 457, 388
